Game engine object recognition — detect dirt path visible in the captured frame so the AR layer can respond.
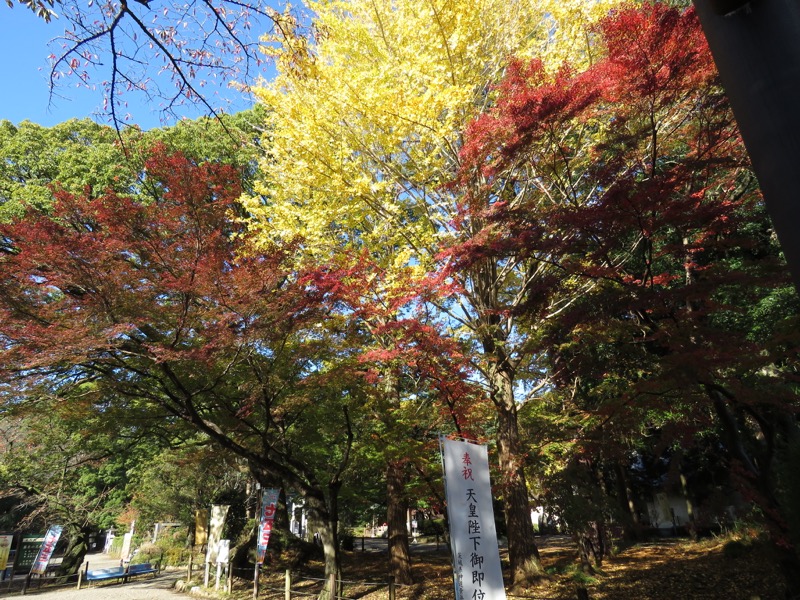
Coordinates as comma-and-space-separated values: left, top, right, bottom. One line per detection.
8, 571, 184, 600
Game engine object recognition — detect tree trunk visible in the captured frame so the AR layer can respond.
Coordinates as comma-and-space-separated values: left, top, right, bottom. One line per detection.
304, 491, 341, 600
615, 461, 642, 542
387, 460, 413, 584
709, 387, 800, 596
493, 369, 541, 584
57, 527, 90, 577
576, 528, 599, 574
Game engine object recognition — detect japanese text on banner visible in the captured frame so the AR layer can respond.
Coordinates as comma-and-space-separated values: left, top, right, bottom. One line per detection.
441, 438, 506, 600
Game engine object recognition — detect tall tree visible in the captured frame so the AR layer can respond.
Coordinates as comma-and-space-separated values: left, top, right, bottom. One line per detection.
244, 0, 623, 583
0, 389, 159, 574
453, 2, 800, 589
0, 145, 362, 589
0, 119, 129, 220
0, 109, 265, 222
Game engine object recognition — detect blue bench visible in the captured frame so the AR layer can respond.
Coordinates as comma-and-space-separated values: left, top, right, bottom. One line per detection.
127, 562, 159, 578
77, 562, 159, 589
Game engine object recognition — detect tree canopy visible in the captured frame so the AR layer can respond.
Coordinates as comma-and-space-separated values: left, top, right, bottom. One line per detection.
3, 1, 800, 596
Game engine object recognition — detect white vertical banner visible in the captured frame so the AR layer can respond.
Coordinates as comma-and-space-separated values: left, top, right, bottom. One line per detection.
29, 525, 63, 576
441, 437, 507, 600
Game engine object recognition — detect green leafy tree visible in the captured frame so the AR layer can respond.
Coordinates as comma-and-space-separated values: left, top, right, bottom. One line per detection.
0, 119, 129, 220
0, 109, 264, 222
0, 390, 158, 574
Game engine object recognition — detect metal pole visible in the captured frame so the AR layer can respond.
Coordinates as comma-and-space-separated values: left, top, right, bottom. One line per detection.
253, 563, 260, 600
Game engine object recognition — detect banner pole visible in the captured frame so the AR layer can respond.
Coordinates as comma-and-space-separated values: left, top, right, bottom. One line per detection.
253, 562, 259, 599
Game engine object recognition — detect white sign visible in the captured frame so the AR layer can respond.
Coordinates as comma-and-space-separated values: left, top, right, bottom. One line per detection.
205, 505, 230, 564
216, 539, 230, 564
121, 532, 133, 562
441, 437, 506, 600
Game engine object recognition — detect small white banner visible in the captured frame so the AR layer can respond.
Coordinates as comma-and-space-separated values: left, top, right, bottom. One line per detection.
441, 437, 507, 600
30, 525, 63, 576
216, 539, 230, 564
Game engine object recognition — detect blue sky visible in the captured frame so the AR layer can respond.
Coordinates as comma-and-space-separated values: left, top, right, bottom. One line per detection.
0, 6, 275, 130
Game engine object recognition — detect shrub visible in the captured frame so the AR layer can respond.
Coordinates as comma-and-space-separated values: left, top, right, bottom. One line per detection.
419, 518, 445, 537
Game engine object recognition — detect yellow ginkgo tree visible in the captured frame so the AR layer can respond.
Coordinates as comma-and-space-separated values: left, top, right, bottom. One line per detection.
244, 0, 623, 584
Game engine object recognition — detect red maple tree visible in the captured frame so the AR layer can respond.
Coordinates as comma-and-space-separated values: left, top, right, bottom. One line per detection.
0, 144, 360, 584
450, 2, 800, 585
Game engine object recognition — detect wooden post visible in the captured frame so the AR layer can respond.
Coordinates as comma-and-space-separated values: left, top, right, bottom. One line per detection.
253, 562, 260, 599
329, 572, 337, 600
389, 575, 396, 600
188, 548, 194, 582
226, 564, 233, 594
285, 569, 291, 600
77, 570, 83, 591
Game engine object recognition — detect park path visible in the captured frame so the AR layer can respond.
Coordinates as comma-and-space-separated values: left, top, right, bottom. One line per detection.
11, 570, 184, 600
2, 553, 185, 600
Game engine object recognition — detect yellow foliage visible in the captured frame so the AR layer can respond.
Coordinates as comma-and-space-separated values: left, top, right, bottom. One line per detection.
244, 0, 625, 266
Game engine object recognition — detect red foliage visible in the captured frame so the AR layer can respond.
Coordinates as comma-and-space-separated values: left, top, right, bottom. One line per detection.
0, 145, 324, 423
299, 251, 490, 438
448, 1, 800, 546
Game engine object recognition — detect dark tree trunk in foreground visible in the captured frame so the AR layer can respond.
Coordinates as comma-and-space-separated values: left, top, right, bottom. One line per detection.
387, 460, 413, 585
615, 461, 642, 541
304, 490, 342, 600
494, 368, 542, 584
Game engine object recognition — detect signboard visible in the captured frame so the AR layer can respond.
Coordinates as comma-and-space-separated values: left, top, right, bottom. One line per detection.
30, 525, 63, 576
216, 539, 230, 565
441, 437, 506, 600
205, 505, 229, 564
195, 509, 209, 546
256, 488, 280, 564
0, 535, 13, 571
15, 535, 45, 572
120, 532, 133, 561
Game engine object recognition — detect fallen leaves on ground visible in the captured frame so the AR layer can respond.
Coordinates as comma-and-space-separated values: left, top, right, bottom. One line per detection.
237, 533, 787, 600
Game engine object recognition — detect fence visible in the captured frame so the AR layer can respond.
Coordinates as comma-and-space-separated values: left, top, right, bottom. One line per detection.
227, 567, 404, 600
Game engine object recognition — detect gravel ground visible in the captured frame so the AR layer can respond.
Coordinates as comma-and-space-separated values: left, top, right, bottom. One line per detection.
0, 554, 189, 600
7, 570, 185, 600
